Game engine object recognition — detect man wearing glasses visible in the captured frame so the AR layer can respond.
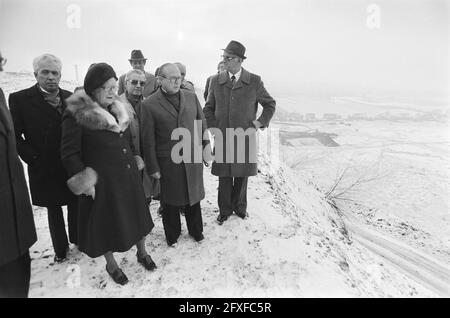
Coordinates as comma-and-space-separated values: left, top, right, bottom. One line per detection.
118, 50, 158, 98
203, 40, 276, 225
119, 69, 154, 205
140, 63, 209, 247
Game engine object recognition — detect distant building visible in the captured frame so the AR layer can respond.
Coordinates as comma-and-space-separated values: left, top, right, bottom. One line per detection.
375, 112, 390, 120
290, 113, 304, 121
323, 113, 340, 120
305, 113, 316, 121
348, 113, 368, 120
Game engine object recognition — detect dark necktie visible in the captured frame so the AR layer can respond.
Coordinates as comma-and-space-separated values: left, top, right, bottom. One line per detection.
231, 75, 236, 86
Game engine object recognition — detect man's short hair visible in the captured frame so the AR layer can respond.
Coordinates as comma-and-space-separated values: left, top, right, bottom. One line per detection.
125, 69, 145, 81
32, 54, 62, 73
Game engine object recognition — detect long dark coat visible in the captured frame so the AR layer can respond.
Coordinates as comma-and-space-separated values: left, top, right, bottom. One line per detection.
139, 89, 208, 206
61, 90, 153, 258
0, 88, 37, 267
118, 93, 154, 198
8, 84, 75, 207
118, 71, 157, 98
203, 68, 276, 177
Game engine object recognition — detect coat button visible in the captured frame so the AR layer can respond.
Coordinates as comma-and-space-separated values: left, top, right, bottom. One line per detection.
127, 164, 131, 169
122, 148, 127, 154
119, 133, 124, 138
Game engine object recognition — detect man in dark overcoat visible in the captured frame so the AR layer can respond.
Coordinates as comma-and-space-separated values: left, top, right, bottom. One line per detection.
203, 40, 276, 225
140, 63, 209, 246
0, 53, 37, 298
9, 54, 78, 262
118, 69, 154, 203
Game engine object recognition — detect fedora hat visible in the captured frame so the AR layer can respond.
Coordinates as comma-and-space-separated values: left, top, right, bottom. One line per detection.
222, 40, 246, 60
129, 50, 147, 61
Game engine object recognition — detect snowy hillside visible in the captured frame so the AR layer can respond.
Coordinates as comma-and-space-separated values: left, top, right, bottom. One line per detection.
1, 72, 448, 297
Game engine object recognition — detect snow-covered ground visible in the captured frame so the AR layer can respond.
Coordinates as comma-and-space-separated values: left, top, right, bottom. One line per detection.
1, 72, 449, 297
279, 120, 450, 295
25, 159, 443, 298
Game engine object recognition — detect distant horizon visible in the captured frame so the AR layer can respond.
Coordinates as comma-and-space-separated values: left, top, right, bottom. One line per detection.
1, 0, 448, 101
1, 70, 447, 118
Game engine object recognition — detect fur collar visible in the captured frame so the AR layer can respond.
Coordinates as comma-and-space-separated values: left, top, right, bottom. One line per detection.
66, 90, 132, 132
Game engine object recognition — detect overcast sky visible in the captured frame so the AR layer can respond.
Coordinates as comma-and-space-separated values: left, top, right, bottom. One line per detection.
0, 0, 448, 98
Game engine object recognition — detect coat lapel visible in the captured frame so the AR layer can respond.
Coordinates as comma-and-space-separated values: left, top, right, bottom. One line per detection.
177, 90, 186, 127
60, 90, 72, 113
232, 68, 250, 90
218, 70, 233, 90
157, 90, 178, 120
0, 89, 12, 136
0, 112, 7, 136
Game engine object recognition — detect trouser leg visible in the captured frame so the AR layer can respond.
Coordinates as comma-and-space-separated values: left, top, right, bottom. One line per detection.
162, 204, 182, 245
0, 251, 31, 298
218, 177, 233, 217
67, 200, 78, 245
184, 202, 203, 238
231, 177, 248, 214
46, 205, 69, 258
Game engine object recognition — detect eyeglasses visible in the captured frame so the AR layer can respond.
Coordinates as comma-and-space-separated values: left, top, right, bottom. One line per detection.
129, 80, 146, 86
101, 85, 118, 93
161, 76, 182, 84
221, 55, 237, 62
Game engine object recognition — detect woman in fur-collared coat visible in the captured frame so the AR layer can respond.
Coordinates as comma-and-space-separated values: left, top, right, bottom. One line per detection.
61, 63, 156, 285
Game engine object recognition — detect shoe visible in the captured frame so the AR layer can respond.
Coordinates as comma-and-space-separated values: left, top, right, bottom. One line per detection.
106, 266, 129, 285
235, 211, 249, 219
216, 214, 229, 225
193, 233, 204, 242
137, 253, 157, 271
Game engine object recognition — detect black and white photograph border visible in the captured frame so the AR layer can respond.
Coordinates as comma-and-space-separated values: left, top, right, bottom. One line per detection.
0, 0, 449, 298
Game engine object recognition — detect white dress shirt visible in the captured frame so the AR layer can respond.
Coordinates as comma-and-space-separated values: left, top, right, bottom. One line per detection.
228, 68, 242, 82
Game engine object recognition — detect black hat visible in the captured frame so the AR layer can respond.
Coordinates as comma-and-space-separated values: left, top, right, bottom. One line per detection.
84, 63, 117, 96
129, 50, 147, 61
222, 40, 246, 60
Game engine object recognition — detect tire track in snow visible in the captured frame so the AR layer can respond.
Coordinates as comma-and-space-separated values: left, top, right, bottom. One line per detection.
342, 212, 450, 297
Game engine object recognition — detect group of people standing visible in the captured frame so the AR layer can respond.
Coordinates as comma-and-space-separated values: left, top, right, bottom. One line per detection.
0, 40, 276, 296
